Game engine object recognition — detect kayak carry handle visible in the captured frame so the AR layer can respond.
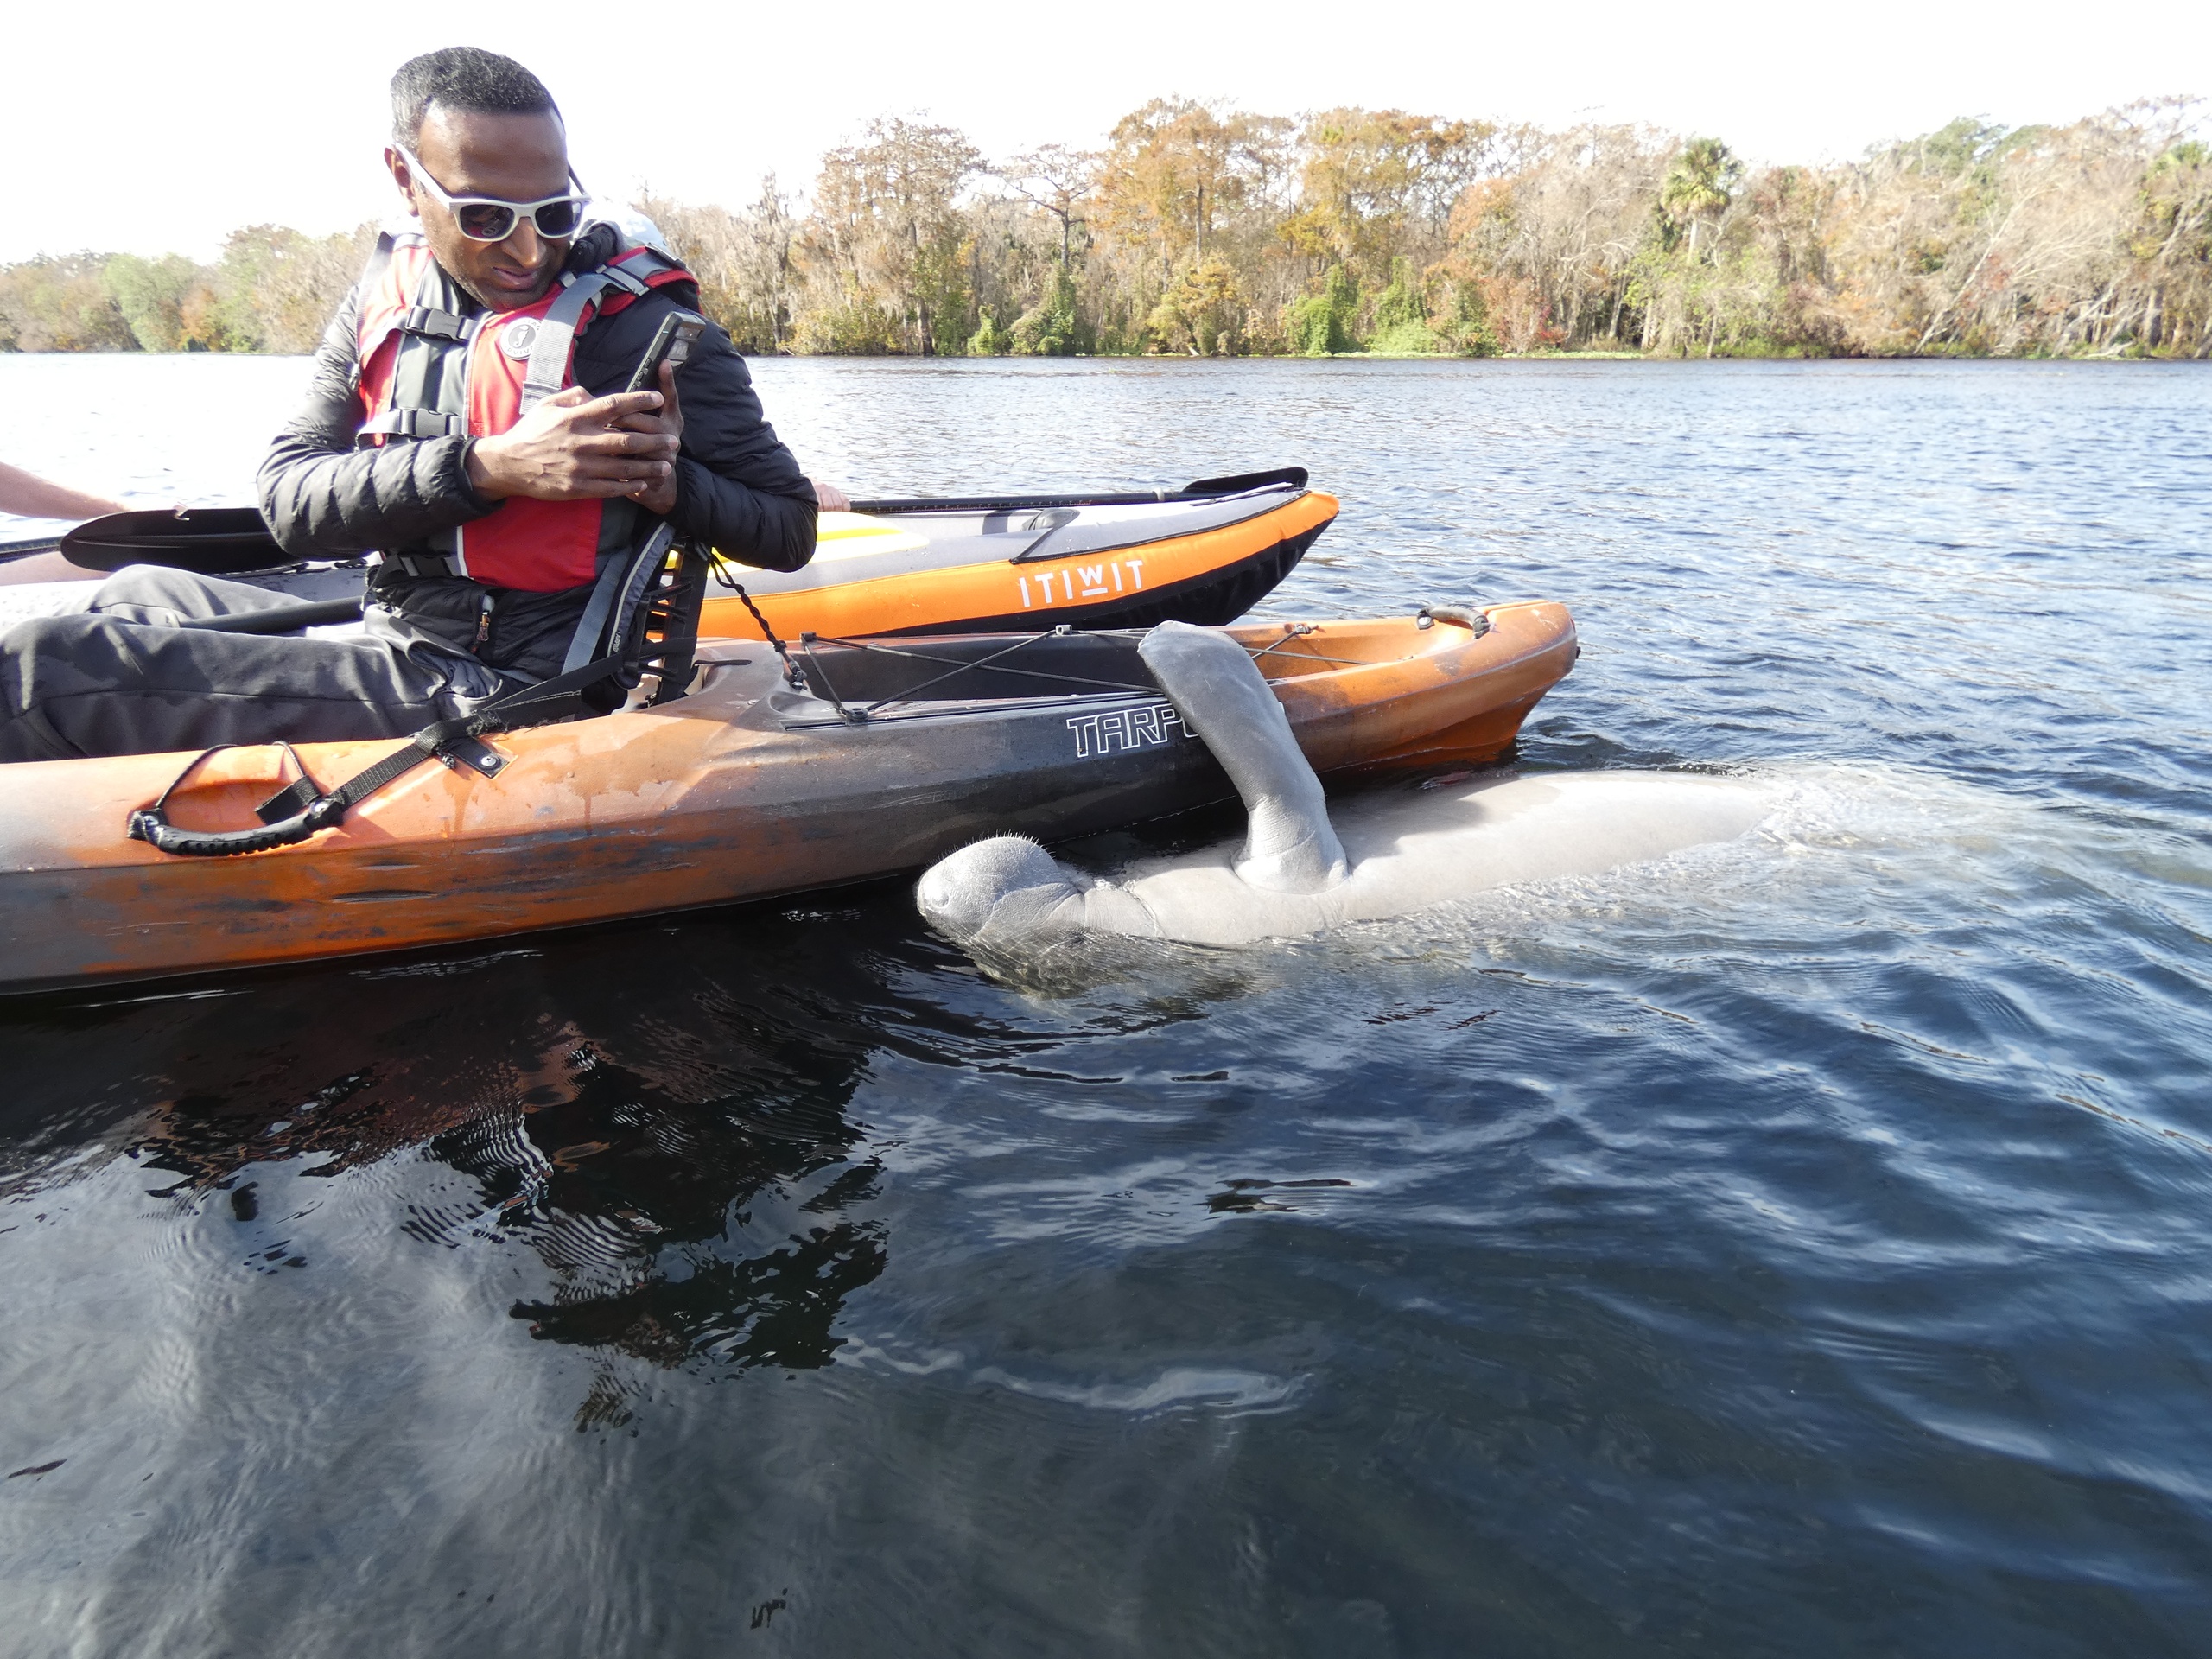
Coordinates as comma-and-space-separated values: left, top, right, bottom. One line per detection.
1418, 605, 1491, 636
123, 660, 624, 859
127, 793, 346, 859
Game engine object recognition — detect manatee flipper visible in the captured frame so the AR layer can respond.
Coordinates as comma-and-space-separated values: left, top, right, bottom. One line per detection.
1139, 621, 1349, 894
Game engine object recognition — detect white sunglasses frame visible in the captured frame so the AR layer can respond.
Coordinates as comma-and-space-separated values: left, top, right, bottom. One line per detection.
395, 145, 592, 243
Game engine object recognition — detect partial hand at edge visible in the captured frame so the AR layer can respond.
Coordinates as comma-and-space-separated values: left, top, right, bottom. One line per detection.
0, 461, 130, 522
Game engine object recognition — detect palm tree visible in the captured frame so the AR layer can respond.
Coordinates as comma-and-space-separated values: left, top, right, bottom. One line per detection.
1661, 137, 1741, 257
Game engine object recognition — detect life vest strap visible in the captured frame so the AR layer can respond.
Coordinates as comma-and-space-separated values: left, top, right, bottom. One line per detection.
387, 550, 460, 579
397, 306, 478, 342
513, 246, 688, 415
361, 408, 468, 442
602, 246, 681, 296
563, 521, 676, 673
517, 270, 619, 416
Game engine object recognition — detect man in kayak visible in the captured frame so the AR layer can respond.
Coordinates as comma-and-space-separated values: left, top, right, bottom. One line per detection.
0, 47, 827, 763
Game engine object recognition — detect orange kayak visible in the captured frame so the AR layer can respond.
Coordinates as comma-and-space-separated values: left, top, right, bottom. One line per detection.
2, 473, 1336, 639
0, 603, 1577, 995
721, 478, 1335, 638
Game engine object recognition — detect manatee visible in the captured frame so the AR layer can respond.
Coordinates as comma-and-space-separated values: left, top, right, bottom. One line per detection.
916, 620, 1773, 957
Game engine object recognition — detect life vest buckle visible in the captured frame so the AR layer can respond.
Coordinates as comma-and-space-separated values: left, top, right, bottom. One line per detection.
397, 306, 475, 341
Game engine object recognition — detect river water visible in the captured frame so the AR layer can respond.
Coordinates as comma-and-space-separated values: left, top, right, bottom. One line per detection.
2, 355, 2209, 1656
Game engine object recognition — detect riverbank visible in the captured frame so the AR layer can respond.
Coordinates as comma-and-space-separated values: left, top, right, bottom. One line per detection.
5, 99, 2206, 363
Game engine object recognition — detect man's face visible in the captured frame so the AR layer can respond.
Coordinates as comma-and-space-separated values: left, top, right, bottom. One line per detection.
385, 106, 571, 312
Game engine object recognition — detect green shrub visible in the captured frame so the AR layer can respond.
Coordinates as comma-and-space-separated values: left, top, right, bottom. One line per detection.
1286, 264, 1359, 354
967, 306, 1013, 354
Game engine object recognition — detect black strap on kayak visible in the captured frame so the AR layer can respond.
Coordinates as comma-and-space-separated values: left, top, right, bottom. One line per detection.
124, 527, 727, 858
124, 651, 628, 859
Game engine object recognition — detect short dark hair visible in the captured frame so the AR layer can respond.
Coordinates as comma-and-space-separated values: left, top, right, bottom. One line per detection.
390, 48, 560, 147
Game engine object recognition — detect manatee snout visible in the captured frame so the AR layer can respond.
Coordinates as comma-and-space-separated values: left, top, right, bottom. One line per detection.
915, 835, 1084, 947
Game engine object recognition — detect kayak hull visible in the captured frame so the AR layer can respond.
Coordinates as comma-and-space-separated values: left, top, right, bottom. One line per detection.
719, 488, 1336, 639
0, 604, 1575, 995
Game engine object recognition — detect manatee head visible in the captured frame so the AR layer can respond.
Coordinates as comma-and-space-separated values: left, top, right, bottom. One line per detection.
915, 836, 1087, 951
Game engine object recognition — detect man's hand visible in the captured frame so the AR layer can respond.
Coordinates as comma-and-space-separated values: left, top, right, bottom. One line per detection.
467, 360, 686, 515
813, 480, 851, 513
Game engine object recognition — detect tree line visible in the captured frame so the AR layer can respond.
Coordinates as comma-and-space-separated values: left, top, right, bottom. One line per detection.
4, 98, 2207, 359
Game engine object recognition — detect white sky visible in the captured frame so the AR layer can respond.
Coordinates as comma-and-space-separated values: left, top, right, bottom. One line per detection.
7, 0, 2206, 264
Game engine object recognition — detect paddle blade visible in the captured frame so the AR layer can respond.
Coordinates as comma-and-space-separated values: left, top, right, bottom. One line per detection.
61, 508, 291, 575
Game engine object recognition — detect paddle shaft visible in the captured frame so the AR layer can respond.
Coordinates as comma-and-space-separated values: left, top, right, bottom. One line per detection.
55, 470, 1311, 569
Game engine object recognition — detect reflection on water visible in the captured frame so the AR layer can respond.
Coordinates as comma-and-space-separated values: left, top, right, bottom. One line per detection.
10, 907, 905, 1433
3, 357, 2210, 1657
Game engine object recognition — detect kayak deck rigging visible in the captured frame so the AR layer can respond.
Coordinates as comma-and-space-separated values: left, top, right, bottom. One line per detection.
782, 617, 1439, 727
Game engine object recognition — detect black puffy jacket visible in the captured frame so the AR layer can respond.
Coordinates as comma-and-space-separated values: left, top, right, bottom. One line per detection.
255, 226, 817, 679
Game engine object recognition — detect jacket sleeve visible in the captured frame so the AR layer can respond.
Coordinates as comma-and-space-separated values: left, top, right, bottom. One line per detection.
578, 308, 817, 573
255, 285, 499, 557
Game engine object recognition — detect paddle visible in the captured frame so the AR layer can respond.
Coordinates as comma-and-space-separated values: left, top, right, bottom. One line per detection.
0, 533, 65, 564
47, 468, 1311, 576
59, 508, 296, 576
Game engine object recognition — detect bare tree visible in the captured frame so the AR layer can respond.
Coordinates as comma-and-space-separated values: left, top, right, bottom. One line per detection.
995, 144, 1096, 269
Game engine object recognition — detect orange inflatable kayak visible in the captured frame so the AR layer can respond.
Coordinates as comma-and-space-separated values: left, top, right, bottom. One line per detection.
721, 473, 1334, 638
0, 604, 1577, 995
2, 470, 1336, 639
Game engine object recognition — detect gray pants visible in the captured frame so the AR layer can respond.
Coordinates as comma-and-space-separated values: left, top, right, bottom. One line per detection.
0, 567, 502, 763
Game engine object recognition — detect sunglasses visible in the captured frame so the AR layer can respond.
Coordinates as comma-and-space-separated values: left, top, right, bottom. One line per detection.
397, 146, 591, 243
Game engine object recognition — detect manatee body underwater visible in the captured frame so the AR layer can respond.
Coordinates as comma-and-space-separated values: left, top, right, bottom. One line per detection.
915, 620, 1776, 957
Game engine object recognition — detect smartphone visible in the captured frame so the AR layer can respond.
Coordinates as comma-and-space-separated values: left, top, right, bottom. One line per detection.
626, 311, 707, 393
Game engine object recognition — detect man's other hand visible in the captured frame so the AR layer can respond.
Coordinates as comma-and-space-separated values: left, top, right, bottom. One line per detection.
467, 362, 684, 515
813, 480, 851, 513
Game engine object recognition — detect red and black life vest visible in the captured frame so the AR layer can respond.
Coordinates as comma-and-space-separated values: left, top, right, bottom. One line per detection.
353, 228, 694, 593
